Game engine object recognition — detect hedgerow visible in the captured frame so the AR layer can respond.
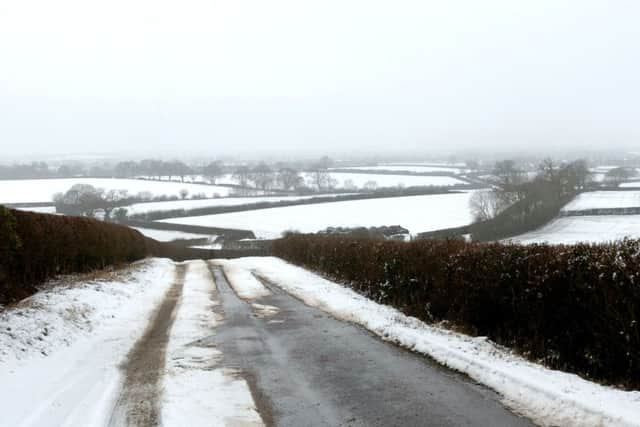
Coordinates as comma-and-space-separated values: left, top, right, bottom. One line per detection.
0, 207, 151, 304
273, 234, 640, 389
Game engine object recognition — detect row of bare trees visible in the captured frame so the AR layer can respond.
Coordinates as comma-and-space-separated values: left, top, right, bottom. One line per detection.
470, 159, 591, 222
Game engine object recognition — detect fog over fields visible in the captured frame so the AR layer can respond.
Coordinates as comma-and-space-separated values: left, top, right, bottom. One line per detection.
2, 2, 640, 427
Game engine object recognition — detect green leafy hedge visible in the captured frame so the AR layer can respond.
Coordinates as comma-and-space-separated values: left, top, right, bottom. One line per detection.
0, 207, 150, 304
273, 234, 640, 389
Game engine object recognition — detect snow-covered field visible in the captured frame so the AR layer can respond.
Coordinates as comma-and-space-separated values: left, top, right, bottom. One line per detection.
131, 227, 214, 242
333, 165, 467, 174
327, 172, 466, 189
620, 181, 640, 188
511, 215, 640, 245
125, 194, 345, 216
0, 178, 233, 204
562, 191, 640, 211
160, 193, 476, 239
230, 257, 640, 427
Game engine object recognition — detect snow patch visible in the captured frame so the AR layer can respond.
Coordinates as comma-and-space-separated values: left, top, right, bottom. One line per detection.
0, 258, 175, 426
215, 259, 271, 299
161, 260, 263, 426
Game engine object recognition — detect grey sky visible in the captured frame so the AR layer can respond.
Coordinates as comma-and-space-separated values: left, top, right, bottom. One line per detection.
1, 0, 638, 159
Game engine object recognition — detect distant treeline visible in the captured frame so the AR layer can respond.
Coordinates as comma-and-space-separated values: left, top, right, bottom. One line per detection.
0, 207, 151, 304
273, 234, 640, 389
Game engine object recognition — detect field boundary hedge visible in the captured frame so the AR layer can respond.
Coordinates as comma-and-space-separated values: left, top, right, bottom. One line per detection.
0, 207, 151, 304
273, 234, 640, 389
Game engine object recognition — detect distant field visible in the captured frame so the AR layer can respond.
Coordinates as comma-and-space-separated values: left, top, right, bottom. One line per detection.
0, 178, 233, 204
331, 165, 467, 174
131, 227, 214, 242
510, 215, 640, 245
328, 172, 466, 189
125, 194, 347, 216
620, 181, 640, 188
14, 206, 57, 214
160, 192, 476, 239
562, 191, 640, 211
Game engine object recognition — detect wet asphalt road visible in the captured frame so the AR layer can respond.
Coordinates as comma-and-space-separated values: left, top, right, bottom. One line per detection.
208, 265, 534, 427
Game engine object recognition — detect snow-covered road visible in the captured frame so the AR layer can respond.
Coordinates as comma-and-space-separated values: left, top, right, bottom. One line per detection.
0, 259, 260, 427
1, 257, 638, 426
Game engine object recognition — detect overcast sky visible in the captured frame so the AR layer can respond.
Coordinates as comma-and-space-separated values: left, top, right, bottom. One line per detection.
1, 0, 638, 159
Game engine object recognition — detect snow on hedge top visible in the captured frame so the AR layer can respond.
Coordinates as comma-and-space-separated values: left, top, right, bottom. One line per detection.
161, 192, 476, 239
0, 178, 232, 204
562, 191, 640, 211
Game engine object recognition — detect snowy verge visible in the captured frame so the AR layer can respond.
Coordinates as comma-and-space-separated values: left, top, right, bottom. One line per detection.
234, 257, 640, 427
214, 259, 271, 299
161, 260, 263, 426
0, 258, 175, 427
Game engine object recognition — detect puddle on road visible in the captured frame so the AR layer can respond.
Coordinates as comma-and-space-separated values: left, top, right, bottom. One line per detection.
250, 303, 281, 319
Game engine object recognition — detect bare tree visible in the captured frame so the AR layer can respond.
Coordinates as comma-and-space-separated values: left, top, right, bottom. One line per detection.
203, 161, 224, 184
233, 166, 253, 195
469, 190, 502, 222
53, 184, 105, 218
604, 167, 637, 186
179, 188, 189, 199
343, 179, 357, 191
278, 168, 303, 190
363, 180, 378, 191
307, 169, 332, 192
103, 189, 130, 221
251, 163, 275, 192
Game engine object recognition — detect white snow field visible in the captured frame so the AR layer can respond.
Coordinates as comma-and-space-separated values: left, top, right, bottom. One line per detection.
131, 227, 214, 242
231, 257, 640, 427
333, 165, 467, 174
161, 192, 476, 239
0, 178, 233, 204
326, 172, 467, 189
620, 181, 640, 188
161, 260, 262, 426
0, 259, 174, 426
562, 191, 640, 211
511, 215, 640, 245
124, 194, 346, 216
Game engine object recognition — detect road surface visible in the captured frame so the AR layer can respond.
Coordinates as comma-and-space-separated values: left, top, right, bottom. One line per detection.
205, 264, 532, 426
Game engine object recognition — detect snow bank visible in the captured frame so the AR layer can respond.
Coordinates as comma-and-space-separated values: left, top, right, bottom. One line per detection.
234, 257, 640, 427
0, 258, 175, 426
215, 259, 271, 299
162, 260, 263, 426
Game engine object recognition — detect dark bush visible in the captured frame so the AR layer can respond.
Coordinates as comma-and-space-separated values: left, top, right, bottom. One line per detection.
0, 208, 151, 305
273, 234, 640, 389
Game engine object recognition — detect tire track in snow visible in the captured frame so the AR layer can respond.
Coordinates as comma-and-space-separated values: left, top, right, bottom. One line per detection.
109, 263, 187, 426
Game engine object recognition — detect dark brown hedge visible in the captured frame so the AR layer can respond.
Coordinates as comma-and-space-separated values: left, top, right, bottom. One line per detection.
273, 234, 640, 389
0, 207, 150, 304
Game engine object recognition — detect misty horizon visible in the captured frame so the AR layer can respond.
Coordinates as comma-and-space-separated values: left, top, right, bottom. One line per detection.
2, 1, 639, 159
